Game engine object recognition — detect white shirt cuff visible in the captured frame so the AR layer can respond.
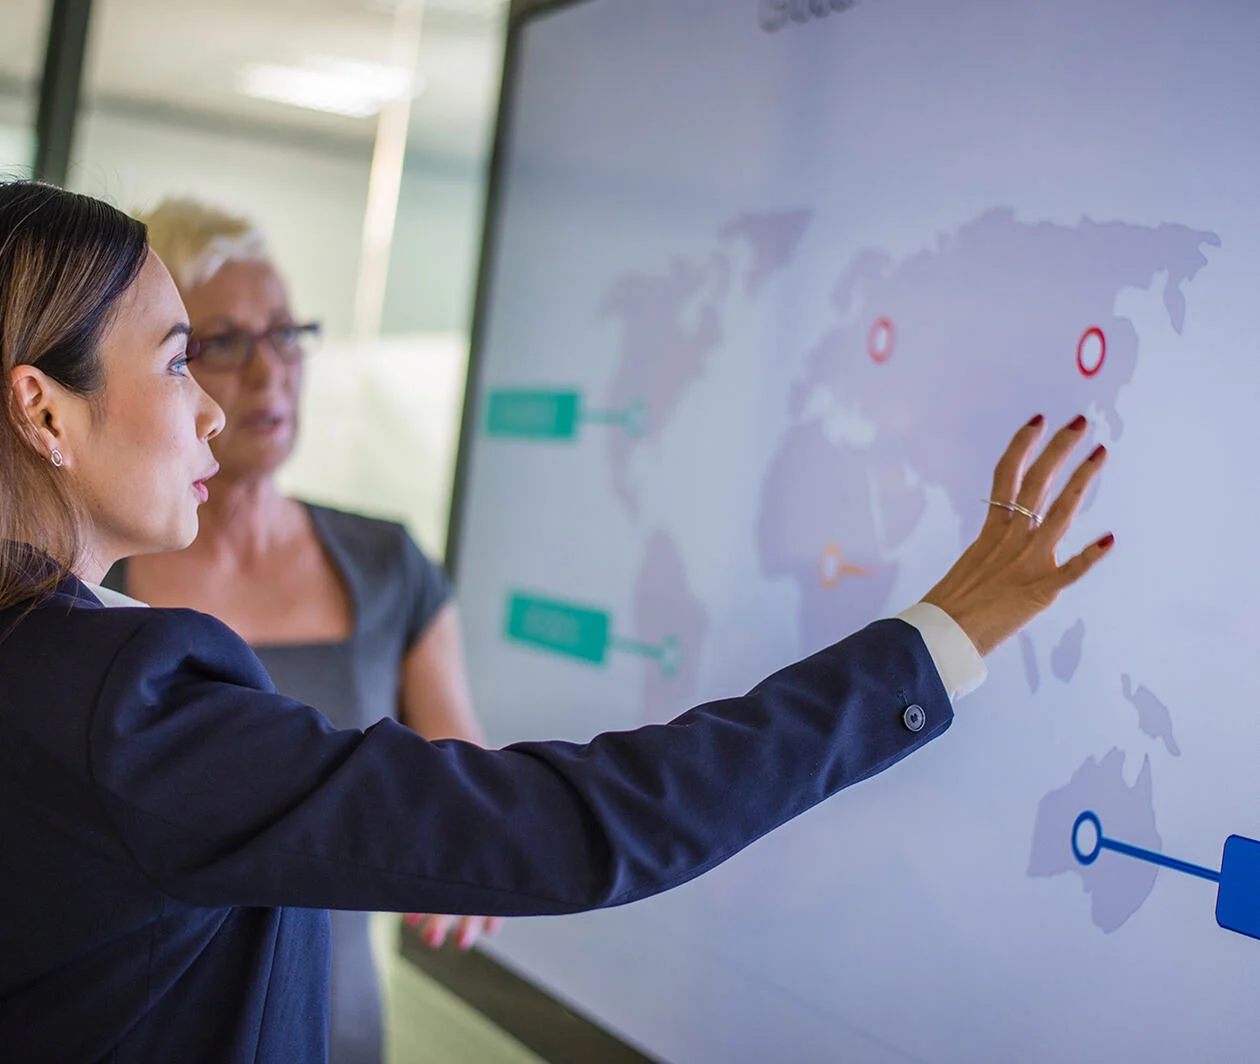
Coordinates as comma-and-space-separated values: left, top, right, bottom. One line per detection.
895, 601, 987, 702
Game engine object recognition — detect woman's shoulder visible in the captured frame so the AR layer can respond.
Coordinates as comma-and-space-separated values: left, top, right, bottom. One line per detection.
301, 501, 412, 555
2, 593, 276, 700
116, 607, 279, 699
300, 501, 445, 580
298, 501, 450, 638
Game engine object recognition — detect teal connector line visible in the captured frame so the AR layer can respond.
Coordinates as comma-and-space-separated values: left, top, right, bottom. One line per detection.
608, 635, 680, 678
504, 592, 678, 676
581, 398, 648, 438
484, 390, 647, 441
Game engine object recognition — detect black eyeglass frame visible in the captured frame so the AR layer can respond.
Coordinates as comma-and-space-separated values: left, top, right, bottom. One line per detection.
187, 322, 323, 371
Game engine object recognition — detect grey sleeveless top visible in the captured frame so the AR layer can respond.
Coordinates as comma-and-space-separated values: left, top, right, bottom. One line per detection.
105, 502, 451, 1064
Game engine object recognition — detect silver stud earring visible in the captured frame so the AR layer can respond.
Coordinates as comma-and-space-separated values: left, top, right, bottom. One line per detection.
50, 449, 63, 468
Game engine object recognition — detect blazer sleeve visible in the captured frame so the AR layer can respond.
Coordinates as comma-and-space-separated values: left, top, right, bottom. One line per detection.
88, 609, 953, 916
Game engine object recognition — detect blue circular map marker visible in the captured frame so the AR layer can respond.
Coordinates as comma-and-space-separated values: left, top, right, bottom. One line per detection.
1071, 809, 1224, 883
1066, 810, 1260, 942
1072, 811, 1103, 865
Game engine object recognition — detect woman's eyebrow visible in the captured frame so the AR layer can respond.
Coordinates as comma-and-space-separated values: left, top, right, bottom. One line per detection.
161, 322, 192, 345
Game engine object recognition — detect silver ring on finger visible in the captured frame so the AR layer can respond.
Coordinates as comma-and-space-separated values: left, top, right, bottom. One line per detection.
982, 498, 1044, 526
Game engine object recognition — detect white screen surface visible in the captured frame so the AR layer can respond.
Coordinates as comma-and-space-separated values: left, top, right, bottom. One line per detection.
452, 2, 1259, 1060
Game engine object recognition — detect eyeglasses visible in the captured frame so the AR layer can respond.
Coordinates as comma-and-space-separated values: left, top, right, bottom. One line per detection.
188, 322, 322, 372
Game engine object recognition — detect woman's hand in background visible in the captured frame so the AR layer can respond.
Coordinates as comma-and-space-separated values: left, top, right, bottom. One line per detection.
923, 414, 1114, 657
404, 912, 505, 951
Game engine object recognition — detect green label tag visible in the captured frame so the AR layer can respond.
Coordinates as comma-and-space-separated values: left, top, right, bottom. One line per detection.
485, 390, 581, 440
505, 593, 610, 664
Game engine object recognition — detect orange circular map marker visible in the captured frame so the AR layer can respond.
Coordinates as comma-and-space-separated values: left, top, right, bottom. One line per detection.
868, 317, 896, 364
818, 544, 870, 589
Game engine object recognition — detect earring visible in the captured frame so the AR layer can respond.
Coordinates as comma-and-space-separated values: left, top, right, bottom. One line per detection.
50, 449, 63, 468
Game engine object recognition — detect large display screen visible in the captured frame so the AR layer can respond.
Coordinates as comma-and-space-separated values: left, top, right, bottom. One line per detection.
450, 2, 1258, 1059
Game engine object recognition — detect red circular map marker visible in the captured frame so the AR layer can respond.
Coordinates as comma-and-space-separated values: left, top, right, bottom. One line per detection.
1077, 326, 1106, 378
868, 317, 896, 364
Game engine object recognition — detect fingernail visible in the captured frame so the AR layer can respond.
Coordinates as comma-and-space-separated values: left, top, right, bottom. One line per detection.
1027, 414, 1045, 428
1069, 415, 1088, 431
1097, 533, 1115, 550
1089, 444, 1107, 462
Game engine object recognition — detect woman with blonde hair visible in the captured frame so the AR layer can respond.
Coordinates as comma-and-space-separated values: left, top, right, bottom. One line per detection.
101, 196, 497, 1064
0, 180, 1114, 1063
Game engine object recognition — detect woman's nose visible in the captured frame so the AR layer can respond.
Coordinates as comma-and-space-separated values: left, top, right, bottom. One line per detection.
200, 389, 226, 442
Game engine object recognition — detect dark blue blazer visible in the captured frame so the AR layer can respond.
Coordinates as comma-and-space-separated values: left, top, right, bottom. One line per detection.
0, 575, 952, 1063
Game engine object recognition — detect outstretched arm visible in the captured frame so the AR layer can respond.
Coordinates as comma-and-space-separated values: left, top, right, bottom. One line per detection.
88, 415, 1110, 917
91, 610, 950, 915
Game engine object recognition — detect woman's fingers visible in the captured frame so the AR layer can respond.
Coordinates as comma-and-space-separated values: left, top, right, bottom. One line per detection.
454, 915, 505, 950
454, 916, 479, 950
923, 413, 1114, 657
1049, 532, 1116, 592
406, 913, 504, 951
1035, 443, 1108, 550
419, 913, 454, 949
1015, 415, 1090, 515
984, 415, 1046, 534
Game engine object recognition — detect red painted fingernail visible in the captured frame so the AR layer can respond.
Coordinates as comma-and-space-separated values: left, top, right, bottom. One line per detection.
1069, 415, 1088, 431
1097, 533, 1115, 550
1089, 444, 1107, 462
1027, 414, 1045, 427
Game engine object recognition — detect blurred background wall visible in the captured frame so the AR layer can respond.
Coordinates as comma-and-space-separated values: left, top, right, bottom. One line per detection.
0, 0, 506, 558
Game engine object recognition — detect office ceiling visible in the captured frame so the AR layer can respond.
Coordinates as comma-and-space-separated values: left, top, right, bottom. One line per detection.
0, 0, 507, 162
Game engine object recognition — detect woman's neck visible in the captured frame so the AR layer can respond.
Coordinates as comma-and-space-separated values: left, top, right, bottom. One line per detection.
191, 473, 302, 565
75, 550, 109, 586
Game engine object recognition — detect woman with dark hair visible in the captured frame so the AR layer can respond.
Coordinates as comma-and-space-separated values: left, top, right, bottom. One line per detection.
0, 179, 1114, 1064
98, 198, 498, 1064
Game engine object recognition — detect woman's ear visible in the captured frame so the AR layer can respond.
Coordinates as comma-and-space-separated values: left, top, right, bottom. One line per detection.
9, 365, 69, 464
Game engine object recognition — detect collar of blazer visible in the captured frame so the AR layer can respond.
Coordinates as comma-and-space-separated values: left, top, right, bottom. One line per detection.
0, 543, 104, 610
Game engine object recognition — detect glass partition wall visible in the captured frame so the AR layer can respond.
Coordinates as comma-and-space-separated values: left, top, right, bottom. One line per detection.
0, 0, 53, 175
69, 0, 506, 556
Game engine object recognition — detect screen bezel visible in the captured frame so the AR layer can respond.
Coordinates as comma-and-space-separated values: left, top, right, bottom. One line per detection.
443, 0, 596, 579
417, 2, 659, 1058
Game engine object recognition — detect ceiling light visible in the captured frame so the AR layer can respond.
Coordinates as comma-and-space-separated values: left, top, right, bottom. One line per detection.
237, 56, 424, 119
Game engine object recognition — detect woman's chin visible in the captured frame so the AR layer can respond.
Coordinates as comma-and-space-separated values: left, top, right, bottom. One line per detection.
163, 513, 201, 554
182, 514, 203, 548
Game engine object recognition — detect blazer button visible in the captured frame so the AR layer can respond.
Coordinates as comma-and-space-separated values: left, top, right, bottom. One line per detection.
903, 704, 926, 733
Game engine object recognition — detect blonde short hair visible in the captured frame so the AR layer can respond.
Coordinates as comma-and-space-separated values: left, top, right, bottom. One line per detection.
137, 197, 271, 292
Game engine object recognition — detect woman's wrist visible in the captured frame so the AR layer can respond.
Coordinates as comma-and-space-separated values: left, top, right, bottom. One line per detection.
895, 602, 988, 702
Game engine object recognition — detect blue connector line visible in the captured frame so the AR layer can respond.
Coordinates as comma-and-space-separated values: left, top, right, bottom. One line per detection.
1071, 810, 1260, 941
1072, 811, 1220, 882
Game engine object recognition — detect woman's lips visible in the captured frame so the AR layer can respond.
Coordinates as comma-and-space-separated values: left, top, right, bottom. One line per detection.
193, 463, 220, 503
